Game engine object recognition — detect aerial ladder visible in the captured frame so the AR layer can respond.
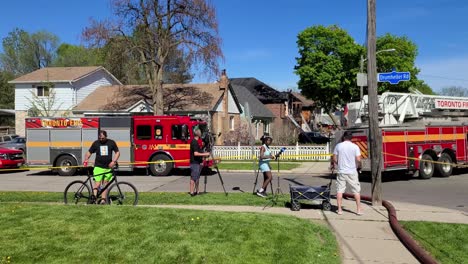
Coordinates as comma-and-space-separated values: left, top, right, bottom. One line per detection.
346, 91, 468, 127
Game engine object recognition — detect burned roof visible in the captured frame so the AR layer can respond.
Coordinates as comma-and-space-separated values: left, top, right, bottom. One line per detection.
230, 78, 287, 104
231, 84, 275, 119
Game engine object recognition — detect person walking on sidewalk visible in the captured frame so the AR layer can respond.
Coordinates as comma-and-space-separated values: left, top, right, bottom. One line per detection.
331, 131, 362, 215
256, 133, 276, 198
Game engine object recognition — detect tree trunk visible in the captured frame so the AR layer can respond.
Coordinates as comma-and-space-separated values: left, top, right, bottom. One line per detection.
153, 66, 164, 115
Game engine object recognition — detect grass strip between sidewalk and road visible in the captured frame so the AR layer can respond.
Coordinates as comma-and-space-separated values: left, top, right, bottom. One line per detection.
0, 191, 293, 207
216, 161, 300, 171
0, 204, 340, 264
401, 221, 468, 264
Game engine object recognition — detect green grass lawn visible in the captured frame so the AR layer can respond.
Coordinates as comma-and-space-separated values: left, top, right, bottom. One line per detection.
0, 204, 340, 264
401, 221, 468, 264
0, 192, 293, 207
216, 161, 300, 171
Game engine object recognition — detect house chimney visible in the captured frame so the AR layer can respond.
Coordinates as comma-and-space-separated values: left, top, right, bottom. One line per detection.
219, 69, 228, 90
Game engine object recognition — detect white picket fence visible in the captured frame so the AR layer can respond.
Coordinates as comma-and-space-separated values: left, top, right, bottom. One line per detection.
212, 143, 330, 161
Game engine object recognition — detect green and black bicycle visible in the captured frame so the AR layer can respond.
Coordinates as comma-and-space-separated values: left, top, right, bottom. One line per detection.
64, 165, 138, 206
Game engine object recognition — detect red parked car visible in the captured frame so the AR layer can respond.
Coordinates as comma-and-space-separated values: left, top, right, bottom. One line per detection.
0, 147, 24, 169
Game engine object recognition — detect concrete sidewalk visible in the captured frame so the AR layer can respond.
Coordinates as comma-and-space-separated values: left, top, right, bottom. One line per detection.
150, 198, 468, 264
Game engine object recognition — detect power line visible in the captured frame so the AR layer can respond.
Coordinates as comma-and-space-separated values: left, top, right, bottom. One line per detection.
419, 74, 468, 83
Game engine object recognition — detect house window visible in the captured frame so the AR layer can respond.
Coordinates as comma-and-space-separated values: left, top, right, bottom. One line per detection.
154, 125, 163, 140
229, 116, 235, 130
37, 86, 50, 97
136, 125, 151, 140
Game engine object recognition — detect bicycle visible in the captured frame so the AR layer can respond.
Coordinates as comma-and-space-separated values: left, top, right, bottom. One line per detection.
64, 165, 139, 206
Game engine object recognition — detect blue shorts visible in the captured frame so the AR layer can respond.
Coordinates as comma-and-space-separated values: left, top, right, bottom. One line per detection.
190, 163, 201, 180
259, 163, 271, 173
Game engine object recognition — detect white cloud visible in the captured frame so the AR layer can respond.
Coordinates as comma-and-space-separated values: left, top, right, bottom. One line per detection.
417, 57, 468, 92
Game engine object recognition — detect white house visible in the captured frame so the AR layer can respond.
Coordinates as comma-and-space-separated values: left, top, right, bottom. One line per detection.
9, 66, 122, 136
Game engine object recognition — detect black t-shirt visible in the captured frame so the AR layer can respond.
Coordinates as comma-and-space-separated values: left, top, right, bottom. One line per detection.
190, 139, 203, 164
88, 139, 119, 168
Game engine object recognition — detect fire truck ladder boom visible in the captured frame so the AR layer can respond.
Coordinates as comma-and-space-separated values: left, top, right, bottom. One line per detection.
350, 92, 468, 126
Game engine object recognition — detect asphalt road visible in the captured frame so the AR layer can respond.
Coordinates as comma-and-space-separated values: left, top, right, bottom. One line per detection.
0, 168, 467, 213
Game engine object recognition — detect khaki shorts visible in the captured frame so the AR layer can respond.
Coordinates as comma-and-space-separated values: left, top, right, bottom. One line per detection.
336, 172, 361, 194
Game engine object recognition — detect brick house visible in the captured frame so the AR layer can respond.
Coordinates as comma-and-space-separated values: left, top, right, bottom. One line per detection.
230, 78, 292, 141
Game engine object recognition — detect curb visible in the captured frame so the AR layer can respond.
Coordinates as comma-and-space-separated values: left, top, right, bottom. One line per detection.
344, 193, 438, 264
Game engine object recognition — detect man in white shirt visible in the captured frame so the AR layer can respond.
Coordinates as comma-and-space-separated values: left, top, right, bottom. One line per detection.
331, 131, 362, 215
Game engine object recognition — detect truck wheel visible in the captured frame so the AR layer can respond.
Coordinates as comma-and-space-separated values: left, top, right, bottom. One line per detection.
56, 155, 78, 176
419, 154, 434, 179
150, 154, 173, 176
436, 153, 453, 177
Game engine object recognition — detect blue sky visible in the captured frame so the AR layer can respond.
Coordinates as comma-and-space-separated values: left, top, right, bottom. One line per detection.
1, 0, 468, 92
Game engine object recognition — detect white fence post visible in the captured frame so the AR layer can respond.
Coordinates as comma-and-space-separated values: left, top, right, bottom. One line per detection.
295, 142, 299, 161
213, 144, 329, 161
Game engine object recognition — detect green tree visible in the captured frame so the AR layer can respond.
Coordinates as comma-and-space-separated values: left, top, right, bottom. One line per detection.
295, 25, 363, 112
375, 34, 433, 94
0, 28, 59, 75
0, 71, 15, 126
83, 0, 222, 115
53, 43, 102, 67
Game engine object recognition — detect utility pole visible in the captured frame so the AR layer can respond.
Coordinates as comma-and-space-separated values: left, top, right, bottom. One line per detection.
360, 55, 364, 101
367, 0, 383, 205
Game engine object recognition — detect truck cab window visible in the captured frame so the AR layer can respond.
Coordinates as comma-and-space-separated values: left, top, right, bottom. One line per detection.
154, 125, 163, 140
172, 125, 190, 140
136, 125, 151, 140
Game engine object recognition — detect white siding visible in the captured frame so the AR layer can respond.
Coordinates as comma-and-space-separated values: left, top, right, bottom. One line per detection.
15, 83, 73, 111
14, 69, 119, 111
75, 70, 120, 104
215, 92, 240, 114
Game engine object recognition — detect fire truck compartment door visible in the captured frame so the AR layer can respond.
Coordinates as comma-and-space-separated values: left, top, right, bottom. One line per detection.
82, 128, 98, 163
98, 128, 132, 170
26, 129, 50, 165
100, 117, 132, 170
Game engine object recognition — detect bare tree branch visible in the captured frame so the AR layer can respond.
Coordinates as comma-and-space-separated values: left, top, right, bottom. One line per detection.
82, 0, 222, 115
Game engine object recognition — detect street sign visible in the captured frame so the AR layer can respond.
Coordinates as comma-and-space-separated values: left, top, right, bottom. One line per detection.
357, 73, 367, 87
378, 71, 411, 85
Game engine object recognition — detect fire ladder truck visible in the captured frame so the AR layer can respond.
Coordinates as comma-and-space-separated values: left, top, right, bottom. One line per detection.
342, 91, 468, 179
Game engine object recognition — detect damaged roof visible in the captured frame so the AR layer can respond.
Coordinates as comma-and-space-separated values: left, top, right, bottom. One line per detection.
230, 78, 287, 104
231, 84, 275, 119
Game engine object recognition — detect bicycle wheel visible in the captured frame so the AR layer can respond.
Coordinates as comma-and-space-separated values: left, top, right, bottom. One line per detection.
64, 180, 91, 205
106, 182, 138, 206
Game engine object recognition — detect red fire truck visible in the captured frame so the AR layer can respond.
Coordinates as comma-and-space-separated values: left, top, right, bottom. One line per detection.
343, 92, 468, 179
25, 115, 209, 176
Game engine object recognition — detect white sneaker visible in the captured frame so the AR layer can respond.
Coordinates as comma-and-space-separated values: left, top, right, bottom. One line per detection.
256, 191, 267, 198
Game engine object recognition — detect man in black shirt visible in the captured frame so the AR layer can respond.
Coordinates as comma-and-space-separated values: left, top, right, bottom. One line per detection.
83, 130, 120, 203
190, 128, 210, 196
